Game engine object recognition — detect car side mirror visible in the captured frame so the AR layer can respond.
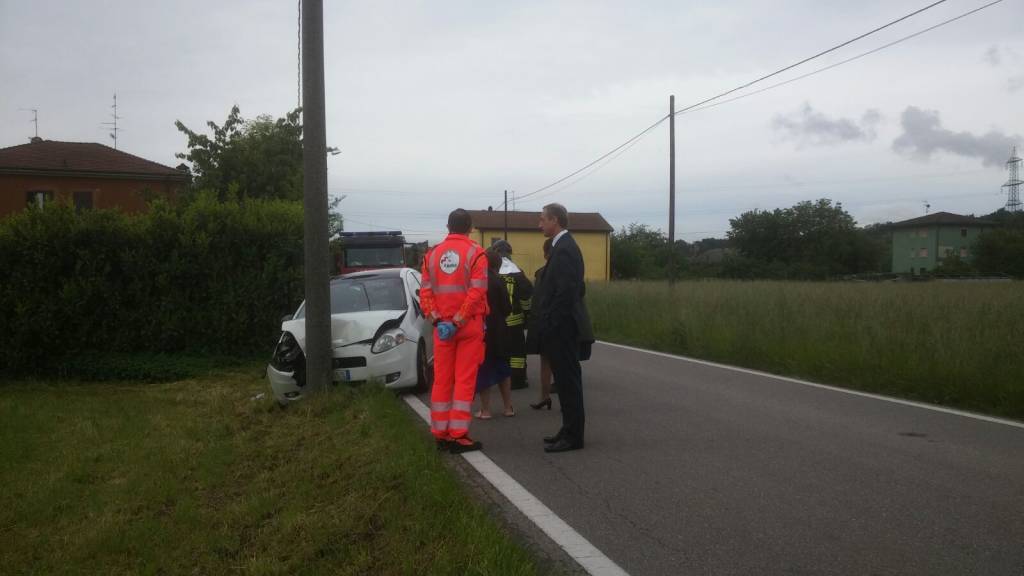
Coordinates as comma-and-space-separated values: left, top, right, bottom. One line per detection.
415, 288, 420, 297
281, 313, 293, 323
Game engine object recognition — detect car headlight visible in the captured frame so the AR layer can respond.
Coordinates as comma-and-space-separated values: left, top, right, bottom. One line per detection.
371, 329, 406, 354
272, 331, 304, 370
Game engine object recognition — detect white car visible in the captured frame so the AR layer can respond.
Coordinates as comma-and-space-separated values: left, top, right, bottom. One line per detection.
267, 267, 434, 403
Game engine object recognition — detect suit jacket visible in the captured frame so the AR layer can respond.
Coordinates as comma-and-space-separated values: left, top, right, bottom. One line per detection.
531, 232, 594, 358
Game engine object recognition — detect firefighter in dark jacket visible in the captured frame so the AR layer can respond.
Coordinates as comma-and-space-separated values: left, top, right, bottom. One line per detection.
490, 240, 533, 390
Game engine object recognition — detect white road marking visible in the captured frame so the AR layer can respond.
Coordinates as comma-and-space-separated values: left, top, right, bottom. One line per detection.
596, 340, 1024, 430
402, 395, 630, 576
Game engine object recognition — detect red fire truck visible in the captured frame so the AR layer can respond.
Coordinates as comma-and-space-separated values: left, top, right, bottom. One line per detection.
336, 231, 407, 275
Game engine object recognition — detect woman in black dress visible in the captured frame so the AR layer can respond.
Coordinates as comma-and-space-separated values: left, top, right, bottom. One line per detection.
527, 238, 555, 410
476, 250, 514, 418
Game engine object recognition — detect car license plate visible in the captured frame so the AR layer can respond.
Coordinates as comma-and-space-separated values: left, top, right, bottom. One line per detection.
340, 369, 352, 381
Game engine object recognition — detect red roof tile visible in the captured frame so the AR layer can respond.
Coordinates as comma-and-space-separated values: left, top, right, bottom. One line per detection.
889, 211, 996, 228
468, 209, 613, 232
0, 139, 187, 179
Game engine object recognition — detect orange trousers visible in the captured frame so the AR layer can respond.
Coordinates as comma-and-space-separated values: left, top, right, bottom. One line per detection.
430, 317, 484, 439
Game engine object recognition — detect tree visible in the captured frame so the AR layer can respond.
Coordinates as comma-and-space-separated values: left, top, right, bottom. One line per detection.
933, 254, 977, 276
175, 106, 304, 201
727, 199, 879, 278
610, 223, 688, 279
973, 211, 1024, 277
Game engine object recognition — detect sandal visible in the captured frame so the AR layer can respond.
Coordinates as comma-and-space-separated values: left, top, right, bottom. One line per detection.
475, 411, 493, 420
503, 408, 516, 417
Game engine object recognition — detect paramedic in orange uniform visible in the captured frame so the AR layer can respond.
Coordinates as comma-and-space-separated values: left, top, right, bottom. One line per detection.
419, 208, 489, 453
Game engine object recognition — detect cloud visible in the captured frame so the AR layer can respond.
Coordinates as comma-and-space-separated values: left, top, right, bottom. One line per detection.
1009, 76, 1024, 93
772, 103, 880, 147
892, 106, 1019, 167
984, 45, 1002, 66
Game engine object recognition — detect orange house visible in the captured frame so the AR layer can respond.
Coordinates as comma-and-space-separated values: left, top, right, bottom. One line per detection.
0, 138, 188, 217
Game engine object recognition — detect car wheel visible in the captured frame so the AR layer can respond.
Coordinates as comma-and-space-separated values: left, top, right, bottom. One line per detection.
416, 340, 433, 393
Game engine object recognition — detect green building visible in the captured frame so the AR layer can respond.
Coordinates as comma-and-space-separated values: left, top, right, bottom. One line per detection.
890, 212, 996, 274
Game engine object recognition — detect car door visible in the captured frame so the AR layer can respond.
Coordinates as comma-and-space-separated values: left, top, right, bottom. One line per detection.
405, 270, 433, 362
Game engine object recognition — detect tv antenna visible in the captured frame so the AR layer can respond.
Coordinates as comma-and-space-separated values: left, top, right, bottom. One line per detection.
19, 108, 39, 139
100, 93, 123, 149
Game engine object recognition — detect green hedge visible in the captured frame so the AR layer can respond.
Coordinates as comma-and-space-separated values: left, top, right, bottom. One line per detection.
0, 195, 304, 374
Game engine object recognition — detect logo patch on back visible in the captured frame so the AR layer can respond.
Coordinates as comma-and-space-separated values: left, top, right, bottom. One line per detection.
439, 250, 460, 275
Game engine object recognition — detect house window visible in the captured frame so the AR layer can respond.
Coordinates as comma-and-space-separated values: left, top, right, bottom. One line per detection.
960, 228, 968, 238
25, 190, 53, 209
960, 247, 968, 258
919, 248, 928, 258
74, 191, 93, 212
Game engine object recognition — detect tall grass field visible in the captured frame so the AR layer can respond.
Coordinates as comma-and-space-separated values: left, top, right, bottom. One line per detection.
587, 281, 1024, 420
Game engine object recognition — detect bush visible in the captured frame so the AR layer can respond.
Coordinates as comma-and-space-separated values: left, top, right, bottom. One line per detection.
0, 196, 304, 374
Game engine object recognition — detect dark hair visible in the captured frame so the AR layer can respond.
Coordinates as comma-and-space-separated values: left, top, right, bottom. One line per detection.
542, 237, 553, 259
542, 203, 568, 228
490, 239, 512, 257
447, 209, 472, 234
485, 249, 502, 271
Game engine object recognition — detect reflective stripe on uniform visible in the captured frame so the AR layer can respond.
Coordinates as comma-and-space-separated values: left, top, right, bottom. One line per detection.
452, 400, 473, 413
505, 313, 524, 326
520, 299, 531, 311
431, 419, 450, 432
431, 401, 452, 412
429, 249, 439, 278
421, 281, 432, 289
469, 279, 487, 288
433, 284, 467, 294
508, 356, 526, 369
448, 419, 470, 430
464, 246, 478, 278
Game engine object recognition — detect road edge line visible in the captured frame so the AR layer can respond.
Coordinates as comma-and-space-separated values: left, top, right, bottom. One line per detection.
402, 395, 631, 576
595, 340, 1024, 430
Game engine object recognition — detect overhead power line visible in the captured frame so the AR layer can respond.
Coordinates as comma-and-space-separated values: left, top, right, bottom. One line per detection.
518, 0, 954, 202
679, 0, 1005, 118
514, 114, 669, 202
670, 0, 953, 118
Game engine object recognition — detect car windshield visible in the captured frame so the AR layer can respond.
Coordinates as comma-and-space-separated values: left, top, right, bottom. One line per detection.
344, 246, 404, 267
295, 276, 407, 318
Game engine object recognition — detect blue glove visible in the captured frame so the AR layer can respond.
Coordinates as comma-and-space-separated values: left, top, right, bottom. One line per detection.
437, 321, 457, 341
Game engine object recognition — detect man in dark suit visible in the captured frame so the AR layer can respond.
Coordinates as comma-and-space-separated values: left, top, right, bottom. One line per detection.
534, 203, 590, 453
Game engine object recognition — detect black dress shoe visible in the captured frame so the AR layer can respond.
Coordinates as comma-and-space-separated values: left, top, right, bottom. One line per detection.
543, 432, 563, 444
544, 438, 583, 453
448, 437, 482, 454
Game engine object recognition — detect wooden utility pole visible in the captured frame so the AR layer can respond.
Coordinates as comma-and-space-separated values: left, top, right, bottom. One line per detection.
302, 0, 332, 392
504, 189, 509, 241
668, 95, 676, 285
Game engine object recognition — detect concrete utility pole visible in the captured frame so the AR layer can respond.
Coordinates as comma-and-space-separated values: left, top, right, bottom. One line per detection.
302, 0, 332, 392
668, 95, 676, 285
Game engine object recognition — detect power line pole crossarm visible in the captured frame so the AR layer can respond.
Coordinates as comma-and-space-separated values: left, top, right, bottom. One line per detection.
302, 0, 332, 393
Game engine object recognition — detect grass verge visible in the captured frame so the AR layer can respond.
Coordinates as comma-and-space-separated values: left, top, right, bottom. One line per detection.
0, 363, 541, 575
588, 280, 1024, 421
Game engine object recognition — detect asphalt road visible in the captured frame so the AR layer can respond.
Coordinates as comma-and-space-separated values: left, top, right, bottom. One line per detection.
422, 341, 1024, 576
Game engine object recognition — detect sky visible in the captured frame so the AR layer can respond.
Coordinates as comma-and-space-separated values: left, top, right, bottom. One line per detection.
2, 0, 1022, 243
